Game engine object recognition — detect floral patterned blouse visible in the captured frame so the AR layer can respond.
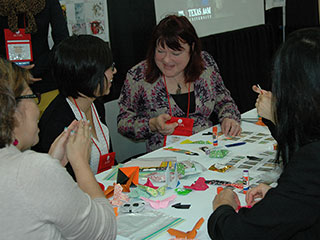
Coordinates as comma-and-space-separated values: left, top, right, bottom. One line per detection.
117, 51, 241, 152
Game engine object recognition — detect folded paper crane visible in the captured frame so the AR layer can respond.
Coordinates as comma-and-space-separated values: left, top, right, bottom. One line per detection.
167, 217, 204, 239
104, 167, 139, 198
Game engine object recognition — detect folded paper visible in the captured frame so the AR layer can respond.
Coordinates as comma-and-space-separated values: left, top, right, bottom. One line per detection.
140, 195, 176, 209
184, 177, 208, 190
167, 217, 204, 239
110, 184, 129, 206
104, 167, 139, 198
117, 166, 139, 187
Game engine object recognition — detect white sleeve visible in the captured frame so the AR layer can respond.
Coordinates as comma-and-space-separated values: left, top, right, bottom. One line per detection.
18, 151, 117, 240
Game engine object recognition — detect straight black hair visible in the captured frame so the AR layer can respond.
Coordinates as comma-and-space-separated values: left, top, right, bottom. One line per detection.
52, 34, 113, 98
272, 27, 320, 165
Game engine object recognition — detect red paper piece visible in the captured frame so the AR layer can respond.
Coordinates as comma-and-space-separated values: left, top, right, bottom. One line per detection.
143, 178, 159, 189
236, 205, 252, 212
184, 177, 209, 191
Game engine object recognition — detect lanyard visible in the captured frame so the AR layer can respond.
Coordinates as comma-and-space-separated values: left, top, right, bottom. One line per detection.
163, 75, 191, 118
72, 98, 109, 155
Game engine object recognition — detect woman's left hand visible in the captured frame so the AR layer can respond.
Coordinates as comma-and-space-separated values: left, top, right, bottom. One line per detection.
213, 188, 240, 210
221, 118, 241, 136
48, 120, 78, 166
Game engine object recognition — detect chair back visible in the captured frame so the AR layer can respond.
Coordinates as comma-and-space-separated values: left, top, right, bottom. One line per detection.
104, 99, 146, 163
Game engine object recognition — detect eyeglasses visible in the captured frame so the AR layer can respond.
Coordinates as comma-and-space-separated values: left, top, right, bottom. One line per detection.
15, 93, 41, 104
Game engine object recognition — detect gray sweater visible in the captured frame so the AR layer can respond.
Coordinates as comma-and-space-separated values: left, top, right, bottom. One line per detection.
0, 145, 117, 239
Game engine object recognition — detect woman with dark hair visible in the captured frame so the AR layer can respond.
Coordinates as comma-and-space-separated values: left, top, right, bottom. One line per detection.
118, 15, 241, 152
0, 58, 116, 239
33, 34, 117, 179
208, 28, 320, 239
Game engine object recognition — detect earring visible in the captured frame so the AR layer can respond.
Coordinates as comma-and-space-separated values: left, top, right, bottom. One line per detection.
13, 139, 18, 146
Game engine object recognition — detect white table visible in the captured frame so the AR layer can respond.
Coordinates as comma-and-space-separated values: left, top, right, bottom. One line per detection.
96, 109, 278, 240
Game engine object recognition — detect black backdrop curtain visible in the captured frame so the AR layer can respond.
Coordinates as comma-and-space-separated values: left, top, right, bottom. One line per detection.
286, 0, 319, 35
201, 24, 277, 113
105, 0, 156, 101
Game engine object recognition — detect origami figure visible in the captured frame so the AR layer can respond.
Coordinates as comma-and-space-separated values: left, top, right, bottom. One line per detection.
167, 217, 204, 239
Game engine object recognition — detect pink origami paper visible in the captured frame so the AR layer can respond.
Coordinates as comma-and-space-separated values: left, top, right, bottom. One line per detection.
140, 195, 176, 209
184, 177, 209, 191
110, 183, 129, 206
143, 178, 159, 189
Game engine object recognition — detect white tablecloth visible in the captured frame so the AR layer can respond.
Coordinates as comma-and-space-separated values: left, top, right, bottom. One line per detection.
96, 109, 279, 240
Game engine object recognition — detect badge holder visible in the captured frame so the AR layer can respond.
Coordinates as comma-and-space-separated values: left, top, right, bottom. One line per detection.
4, 28, 33, 66
164, 117, 194, 146
97, 151, 115, 174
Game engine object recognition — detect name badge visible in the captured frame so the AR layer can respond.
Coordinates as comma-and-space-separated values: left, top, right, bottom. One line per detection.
97, 151, 115, 174
4, 28, 33, 66
164, 117, 194, 146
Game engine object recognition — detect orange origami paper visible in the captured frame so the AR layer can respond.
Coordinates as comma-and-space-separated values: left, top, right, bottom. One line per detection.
255, 117, 266, 126
104, 167, 139, 198
167, 217, 204, 239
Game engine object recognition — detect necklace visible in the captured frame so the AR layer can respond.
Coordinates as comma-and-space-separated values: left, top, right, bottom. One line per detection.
176, 83, 182, 94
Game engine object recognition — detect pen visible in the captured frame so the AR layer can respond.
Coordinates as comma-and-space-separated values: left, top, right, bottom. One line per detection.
257, 84, 263, 94
186, 151, 199, 156
225, 142, 246, 148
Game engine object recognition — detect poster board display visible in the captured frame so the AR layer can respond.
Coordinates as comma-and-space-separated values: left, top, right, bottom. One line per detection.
154, 0, 265, 37
60, 0, 110, 41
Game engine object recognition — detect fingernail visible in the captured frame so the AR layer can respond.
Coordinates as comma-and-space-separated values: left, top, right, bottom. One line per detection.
70, 130, 75, 135
64, 127, 68, 132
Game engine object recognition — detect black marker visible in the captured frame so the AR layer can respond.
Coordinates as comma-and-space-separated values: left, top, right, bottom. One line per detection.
225, 142, 246, 148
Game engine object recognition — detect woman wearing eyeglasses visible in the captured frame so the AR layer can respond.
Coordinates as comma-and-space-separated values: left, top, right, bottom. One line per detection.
33, 35, 117, 179
0, 58, 116, 239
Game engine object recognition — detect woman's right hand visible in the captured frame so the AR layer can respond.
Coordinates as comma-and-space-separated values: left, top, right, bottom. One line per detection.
66, 120, 91, 170
149, 113, 178, 135
252, 85, 274, 123
246, 183, 272, 206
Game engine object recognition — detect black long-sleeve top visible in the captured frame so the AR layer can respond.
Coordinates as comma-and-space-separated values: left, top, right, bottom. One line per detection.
208, 141, 320, 240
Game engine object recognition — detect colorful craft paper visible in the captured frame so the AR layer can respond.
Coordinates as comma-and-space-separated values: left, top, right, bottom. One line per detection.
143, 178, 159, 189
104, 167, 138, 198
167, 217, 204, 239
138, 184, 166, 197
208, 164, 233, 173
175, 188, 192, 195
117, 166, 139, 187
180, 139, 212, 144
140, 195, 176, 209
184, 177, 209, 190
110, 184, 129, 206
164, 147, 199, 156
208, 149, 230, 158
128, 188, 150, 198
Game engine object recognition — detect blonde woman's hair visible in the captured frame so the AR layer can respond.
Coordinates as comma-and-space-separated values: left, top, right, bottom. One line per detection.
0, 58, 30, 147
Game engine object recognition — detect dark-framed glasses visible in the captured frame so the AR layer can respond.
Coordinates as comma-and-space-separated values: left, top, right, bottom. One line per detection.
15, 93, 41, 104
